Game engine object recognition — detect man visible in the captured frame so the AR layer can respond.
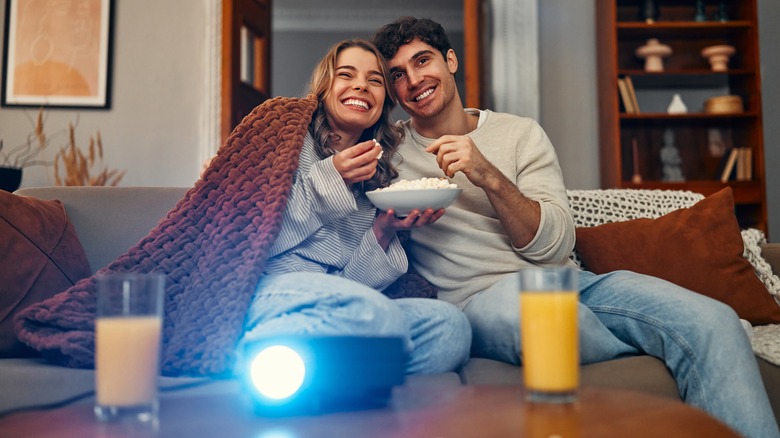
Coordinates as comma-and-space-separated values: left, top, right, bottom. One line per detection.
372, 17, 778, 438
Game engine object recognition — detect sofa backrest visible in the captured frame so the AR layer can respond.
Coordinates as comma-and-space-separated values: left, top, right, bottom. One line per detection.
15, 186, 188, 273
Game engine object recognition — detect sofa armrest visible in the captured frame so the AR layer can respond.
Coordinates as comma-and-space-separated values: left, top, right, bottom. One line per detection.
761, 243, 780, 276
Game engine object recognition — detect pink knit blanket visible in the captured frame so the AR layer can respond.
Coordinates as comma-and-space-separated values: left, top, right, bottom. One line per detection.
15, 95, 318, 377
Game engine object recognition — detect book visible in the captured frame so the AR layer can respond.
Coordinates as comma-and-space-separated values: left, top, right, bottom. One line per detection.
719, 148, 740, 182
617, 78, 635, 113
624, 76, 640, 114
736, 148, 753, 181
736, 148, 746, 181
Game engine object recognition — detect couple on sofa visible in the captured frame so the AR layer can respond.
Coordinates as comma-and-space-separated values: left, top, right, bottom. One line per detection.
15, 17, 778, 438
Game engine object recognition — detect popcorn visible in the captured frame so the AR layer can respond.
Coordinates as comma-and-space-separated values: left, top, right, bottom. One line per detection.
375, 177, 458, 192
373, 139, 383, 160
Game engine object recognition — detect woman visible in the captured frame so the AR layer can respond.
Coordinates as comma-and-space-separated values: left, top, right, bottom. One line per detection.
238, 39, 471, 375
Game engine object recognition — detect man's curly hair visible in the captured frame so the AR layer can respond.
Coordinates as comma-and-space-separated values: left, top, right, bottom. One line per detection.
371, 16, 453, 61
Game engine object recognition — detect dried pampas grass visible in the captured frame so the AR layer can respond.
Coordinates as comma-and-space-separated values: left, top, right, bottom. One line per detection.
54, 123, 125, 186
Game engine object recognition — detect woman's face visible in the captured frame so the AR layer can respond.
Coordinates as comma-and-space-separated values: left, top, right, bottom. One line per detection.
323, 47, 386, 140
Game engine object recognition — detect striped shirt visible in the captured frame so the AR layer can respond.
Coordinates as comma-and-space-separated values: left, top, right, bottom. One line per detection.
263, 132, 407, 291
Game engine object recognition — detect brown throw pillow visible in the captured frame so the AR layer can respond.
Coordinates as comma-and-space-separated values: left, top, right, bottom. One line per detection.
0, 191, 92, 357
575, 187, 780, 325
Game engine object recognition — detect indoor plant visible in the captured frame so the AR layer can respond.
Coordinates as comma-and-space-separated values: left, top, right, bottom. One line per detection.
0, 108, 51, 192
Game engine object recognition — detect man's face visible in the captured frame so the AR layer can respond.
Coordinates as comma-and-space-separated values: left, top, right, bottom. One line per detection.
386, 38, 458, 121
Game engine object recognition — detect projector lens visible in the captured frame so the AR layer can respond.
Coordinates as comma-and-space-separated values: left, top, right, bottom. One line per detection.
250, 345, 306, 400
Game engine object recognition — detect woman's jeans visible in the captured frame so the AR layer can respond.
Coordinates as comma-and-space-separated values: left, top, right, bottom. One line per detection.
463, 269, 779, 438
238, 272, 471, 375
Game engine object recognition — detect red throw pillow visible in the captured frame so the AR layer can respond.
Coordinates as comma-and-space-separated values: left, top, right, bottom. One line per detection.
0, 191, 92, 357
575, 187, 780, 324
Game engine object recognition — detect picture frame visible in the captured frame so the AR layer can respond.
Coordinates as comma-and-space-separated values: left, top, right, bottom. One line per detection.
1, 0, 114, 109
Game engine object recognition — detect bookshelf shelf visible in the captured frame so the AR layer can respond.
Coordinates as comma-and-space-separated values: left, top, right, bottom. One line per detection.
596, 0, 767, 231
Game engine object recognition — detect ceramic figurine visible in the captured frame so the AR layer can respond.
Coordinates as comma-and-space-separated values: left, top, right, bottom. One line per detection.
661, 129, 685, 182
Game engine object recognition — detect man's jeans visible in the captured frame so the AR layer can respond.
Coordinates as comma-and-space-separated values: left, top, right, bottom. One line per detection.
239, 272, 472, 375
464, 269, 779, 438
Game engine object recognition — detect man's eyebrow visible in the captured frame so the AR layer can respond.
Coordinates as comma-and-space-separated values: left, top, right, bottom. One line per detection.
390, 49, 436, 74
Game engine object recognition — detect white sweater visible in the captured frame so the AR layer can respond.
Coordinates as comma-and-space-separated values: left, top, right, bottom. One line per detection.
395, 110, 576, 308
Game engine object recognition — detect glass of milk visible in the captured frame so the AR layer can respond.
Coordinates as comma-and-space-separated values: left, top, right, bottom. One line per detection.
94, 272, 165, 423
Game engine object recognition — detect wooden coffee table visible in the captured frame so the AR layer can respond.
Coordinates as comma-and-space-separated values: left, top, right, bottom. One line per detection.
0, 384, 739, 437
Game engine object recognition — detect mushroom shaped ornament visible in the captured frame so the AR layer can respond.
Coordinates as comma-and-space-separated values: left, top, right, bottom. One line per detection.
635, 38, 672, 72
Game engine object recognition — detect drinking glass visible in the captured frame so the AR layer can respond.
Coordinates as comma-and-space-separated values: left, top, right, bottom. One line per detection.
518, 267, 579, 403
94, 272, 165, 423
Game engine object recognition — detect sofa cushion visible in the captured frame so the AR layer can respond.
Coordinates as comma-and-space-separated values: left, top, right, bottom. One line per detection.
575, 187, 780, 325
0, 191, 92, 357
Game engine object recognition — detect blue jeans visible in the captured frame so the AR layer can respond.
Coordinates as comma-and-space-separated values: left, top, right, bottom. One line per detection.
464, 269, 779, 438
237, 272, 471, 375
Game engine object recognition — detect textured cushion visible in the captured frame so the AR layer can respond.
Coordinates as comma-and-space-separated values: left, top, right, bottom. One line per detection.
575, 187, 780, 325
0, 191, 91, 357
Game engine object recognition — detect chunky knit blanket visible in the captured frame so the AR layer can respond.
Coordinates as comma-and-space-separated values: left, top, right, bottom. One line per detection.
15, 95, 319, 377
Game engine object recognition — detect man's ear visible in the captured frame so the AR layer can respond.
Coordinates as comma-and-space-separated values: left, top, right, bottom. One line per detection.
446, 49, 458, 74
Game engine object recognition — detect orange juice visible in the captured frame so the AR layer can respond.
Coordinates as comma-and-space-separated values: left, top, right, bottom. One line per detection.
95, 316, 162, 406
520, 290, 579, 392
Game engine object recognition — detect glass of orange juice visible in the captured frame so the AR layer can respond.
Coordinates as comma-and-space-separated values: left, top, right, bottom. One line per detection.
518, 266, 579, 403
94, 272, 165, 423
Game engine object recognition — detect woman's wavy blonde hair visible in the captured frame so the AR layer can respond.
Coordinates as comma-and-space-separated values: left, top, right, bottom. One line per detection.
308, 38, 403, 192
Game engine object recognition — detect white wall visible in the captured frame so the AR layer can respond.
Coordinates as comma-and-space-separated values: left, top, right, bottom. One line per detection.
0, 0, 205, 188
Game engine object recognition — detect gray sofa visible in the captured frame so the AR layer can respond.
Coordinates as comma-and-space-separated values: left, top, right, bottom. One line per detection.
4, 186, 780, 425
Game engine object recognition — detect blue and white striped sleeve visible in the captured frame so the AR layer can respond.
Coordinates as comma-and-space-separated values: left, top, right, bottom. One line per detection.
339, 230, 407, 291
269, 156, 356, 257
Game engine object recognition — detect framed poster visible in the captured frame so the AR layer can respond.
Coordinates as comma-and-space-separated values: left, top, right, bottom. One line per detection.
1, 0, 114, 108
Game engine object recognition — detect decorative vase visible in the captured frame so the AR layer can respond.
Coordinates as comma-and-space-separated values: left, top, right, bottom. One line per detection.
635, 38, 672, 72
701, 44, 735, 72
667, 93, 688, 114
0, 167, 22, 192
694, 0, 707, 22
640, 0, 660, 23
714, 0, 729, 22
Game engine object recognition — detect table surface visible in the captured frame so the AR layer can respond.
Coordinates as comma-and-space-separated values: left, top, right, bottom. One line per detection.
0, 384, 740, 437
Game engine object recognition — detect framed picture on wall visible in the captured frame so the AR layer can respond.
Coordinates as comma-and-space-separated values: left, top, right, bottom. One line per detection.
1, 0, 114, 109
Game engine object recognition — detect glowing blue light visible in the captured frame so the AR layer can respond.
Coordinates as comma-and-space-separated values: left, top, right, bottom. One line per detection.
249, 345, 306, 400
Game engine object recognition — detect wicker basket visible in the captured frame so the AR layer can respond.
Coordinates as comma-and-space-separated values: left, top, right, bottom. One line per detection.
704, 95, 743, 114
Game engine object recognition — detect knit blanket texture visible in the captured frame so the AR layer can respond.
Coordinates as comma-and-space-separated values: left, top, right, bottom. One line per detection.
14, 95, 318, 377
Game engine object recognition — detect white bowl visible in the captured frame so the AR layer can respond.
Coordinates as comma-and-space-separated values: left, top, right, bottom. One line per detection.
366, 188, 462, 216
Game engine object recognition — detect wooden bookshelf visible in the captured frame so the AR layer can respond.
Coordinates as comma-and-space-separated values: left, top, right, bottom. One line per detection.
596, 0, 767, 232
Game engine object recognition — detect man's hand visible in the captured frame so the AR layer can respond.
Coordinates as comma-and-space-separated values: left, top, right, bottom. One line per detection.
426, 135, 497, 185
428, 134, 541, 248
373, 208, 445, 250
333, 140, 383, 185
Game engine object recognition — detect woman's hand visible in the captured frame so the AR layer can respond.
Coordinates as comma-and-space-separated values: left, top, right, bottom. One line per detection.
333, 140, 383, 185
372, 208, 445, 250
